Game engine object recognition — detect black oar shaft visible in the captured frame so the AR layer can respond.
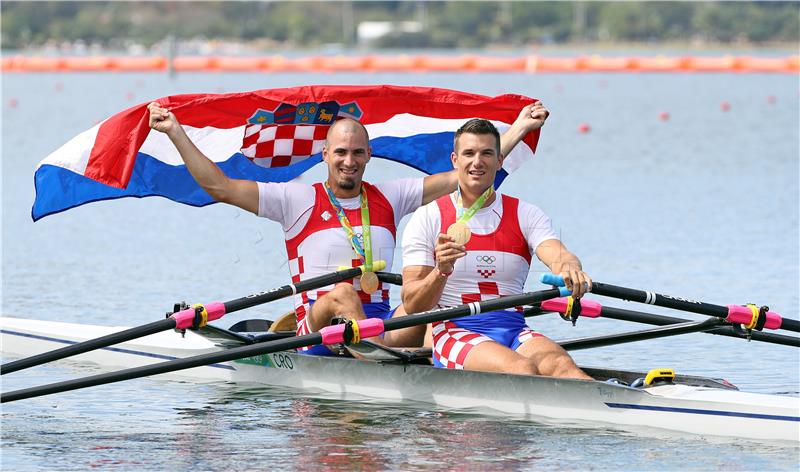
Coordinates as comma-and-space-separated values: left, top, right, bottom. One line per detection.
596, 306, 800, 347
559, 318, 723, 351
1, 266, 372, 376
591, 282, 729, 317
1, 289, 561, 403
222, 266, 369, 313
0, 319, 176, 375
384, 290, 561, 331
591, 282, 800, 333
1, 332, 323, 403
376, 272, 403, 287
527, 304, 800, 347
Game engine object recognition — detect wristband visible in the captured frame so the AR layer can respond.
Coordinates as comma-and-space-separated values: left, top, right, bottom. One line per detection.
437, 267, 453, 278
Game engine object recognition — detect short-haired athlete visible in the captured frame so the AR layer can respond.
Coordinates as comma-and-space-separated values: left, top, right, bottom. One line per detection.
400, 118, 592, 378
148, 101, 550, 354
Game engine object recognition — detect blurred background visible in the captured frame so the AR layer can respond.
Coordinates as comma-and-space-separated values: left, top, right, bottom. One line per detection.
2, 1, 798, 55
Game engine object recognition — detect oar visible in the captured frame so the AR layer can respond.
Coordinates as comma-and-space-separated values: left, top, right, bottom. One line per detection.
525, 301, 800, 347
558, 318, 726, 351
1, 287, 568, 403
0, 261, 387, 375
540, 274, 800, 333
376, 272, 403, 286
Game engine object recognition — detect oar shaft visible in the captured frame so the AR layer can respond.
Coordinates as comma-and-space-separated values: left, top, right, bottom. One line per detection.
597, 305, 800, 348
1, 265, 378, 376
0, 319, 176, 375
528, 301, 800, 347
376, 272, 403, 287
1, 332, 324, 403
591, 282, 729, 317
540, 274, 799, 333
559, 318, 724, 351
222, 265, 369, 313
1, 288, 563, 403
384, 289, 564, 331
591, 282, 800, 333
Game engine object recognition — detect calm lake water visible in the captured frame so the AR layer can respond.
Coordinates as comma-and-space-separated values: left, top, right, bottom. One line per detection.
2, 69, 798, 470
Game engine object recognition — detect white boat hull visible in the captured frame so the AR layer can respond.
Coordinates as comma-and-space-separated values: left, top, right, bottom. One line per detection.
0, 317, 233, 381
2, 317, 798, 442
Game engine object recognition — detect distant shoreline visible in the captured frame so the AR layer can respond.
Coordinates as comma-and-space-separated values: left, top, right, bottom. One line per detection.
3, 39, 799, 58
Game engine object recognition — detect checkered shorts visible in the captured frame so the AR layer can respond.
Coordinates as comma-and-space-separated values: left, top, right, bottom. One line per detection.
431, 320, 542, 369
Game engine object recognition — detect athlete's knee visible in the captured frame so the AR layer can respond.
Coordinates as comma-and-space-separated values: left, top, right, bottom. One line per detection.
541, 351, 582, 377
328, 283, 359, 304
508, 357, 540, 376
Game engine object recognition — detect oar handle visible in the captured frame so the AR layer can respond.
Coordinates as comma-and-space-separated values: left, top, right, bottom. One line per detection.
539, 273, 799, 333
540, 273, 566, 287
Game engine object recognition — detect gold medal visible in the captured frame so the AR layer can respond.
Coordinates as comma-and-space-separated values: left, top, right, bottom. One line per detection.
359, 271, 379, 294
446, 222, 471, 245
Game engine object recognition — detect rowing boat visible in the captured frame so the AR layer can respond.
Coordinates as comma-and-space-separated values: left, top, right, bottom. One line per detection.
2, 315, 797, 442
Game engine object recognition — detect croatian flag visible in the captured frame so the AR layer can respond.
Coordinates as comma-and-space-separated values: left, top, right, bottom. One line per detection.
32, 85, 541, 221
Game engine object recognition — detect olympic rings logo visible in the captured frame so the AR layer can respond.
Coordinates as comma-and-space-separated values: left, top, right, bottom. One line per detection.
476, 255, 496, 264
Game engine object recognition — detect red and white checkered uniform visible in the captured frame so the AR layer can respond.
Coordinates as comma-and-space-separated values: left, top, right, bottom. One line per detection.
438, 194, 534, 308
402, 192, 557, 368
257, 179, 423, 344
432, 321, 542, 369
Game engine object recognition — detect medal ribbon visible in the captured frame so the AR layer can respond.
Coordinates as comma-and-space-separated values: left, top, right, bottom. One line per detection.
455, 185, 494, 225
323, 183, 373, 273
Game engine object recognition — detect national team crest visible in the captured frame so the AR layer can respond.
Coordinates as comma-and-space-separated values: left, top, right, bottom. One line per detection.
241, 101, 363, 168
475, 254, 497, 279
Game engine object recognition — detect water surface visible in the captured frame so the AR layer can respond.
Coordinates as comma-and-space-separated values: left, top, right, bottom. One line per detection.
2, 70, 798, 470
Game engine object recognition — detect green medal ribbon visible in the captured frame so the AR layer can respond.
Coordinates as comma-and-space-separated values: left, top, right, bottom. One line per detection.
323, 183, 373, 273
455, 185, 494, 225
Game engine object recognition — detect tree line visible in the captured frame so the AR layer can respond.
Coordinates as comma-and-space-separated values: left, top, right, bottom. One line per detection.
2, 1, 798, 52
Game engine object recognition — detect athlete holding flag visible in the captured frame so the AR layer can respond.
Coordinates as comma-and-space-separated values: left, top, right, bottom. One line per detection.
148, 100, 550, 353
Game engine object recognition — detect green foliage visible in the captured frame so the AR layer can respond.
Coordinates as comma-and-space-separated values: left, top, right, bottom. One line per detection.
1, 1, 797, 51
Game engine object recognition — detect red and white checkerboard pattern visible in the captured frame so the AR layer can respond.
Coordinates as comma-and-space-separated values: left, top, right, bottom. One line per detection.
460, 281, 499, 304
477, 269, 496, 279
460, 282, 523, 312
241, 124, 328, 168
432, 321, 491, 369
432, 321, 544, 369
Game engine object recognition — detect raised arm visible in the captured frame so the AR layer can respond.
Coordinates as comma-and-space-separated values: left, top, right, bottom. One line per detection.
419, 102, 550, 205
500, 102, 549, 157
535, 239, 592, 298
148, 102, 260, 214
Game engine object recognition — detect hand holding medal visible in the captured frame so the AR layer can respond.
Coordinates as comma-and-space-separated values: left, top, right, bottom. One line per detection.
446, 221, 471, 245
446, 185, 494, 245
